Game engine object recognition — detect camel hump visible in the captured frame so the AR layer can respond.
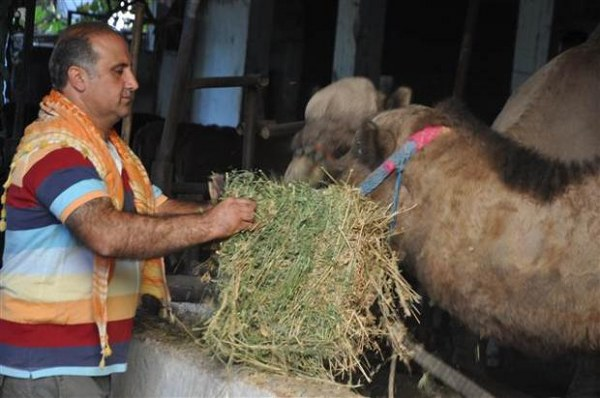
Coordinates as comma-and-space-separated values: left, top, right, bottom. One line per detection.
586, 21, 600, 45
492, 35, 600, 163
305, 77, 382, 128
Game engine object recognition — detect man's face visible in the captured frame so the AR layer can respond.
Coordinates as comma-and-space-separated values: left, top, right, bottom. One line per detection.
81, 32, 139, 130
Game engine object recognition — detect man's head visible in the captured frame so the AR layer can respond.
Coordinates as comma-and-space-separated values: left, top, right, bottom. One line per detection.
49, 22, 139, 134
49, 22, 113, 90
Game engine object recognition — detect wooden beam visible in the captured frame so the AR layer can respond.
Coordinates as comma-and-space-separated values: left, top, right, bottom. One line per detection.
245, 0, 274, 78
120, 0, 145, 146
453, 0, 480, 99
332, 0, 359, 80
333, 0, 387, 84
511, 0, 555, 92
241, 0, 275, 169
354, 0, 387, 84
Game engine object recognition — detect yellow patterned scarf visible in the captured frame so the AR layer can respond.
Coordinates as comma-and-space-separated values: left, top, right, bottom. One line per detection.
0, 90, 171, 366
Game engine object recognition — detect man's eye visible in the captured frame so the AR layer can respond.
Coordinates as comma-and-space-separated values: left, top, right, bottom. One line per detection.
114, 69, 124, 75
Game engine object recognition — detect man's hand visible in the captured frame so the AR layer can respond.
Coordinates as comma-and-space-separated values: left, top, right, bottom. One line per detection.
204, 197, 256, 239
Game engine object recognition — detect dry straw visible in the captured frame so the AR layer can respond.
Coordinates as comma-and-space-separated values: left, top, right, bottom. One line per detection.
201, 171, 420, 385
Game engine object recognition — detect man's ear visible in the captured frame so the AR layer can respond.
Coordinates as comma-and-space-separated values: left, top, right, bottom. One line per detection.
67, 65, 87, 92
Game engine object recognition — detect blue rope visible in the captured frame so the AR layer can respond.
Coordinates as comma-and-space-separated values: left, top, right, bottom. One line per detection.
358, 140, 418, 230
359, 140, 417, 196
390, 169, 404, 231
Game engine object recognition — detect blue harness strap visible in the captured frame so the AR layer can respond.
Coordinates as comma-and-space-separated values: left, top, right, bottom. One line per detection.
359, 141, 417, 196
359, 141, 417, 230
358, 125, 447, 230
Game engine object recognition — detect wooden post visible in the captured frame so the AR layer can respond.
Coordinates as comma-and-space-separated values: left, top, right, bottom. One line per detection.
12, 0, 36, 142
453, 0, 480, 99
241, 85, 257, 169
151, 0, 202, 194
332, 0, 359, 80
332, 0, 387, 84
354, 0, 387, 84
121, 0, 145, 146
511, 0, 555, 92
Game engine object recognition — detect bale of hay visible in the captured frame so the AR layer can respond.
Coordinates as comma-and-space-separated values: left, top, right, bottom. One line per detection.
201, 171, 419, 384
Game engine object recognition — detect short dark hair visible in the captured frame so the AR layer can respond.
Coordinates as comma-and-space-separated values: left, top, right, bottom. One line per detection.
48, 21, 121, 90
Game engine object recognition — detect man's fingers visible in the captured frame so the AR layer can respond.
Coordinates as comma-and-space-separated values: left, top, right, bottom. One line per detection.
236, 199, 256, 221
213, 197, 257, 236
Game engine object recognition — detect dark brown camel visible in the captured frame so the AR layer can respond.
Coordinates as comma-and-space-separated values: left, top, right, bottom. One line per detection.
284, 28, 600, 396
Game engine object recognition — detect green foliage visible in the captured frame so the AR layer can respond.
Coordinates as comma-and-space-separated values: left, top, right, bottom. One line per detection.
34, 0, 115, 36
34, 1, 67, 35
75, 0, 111, 16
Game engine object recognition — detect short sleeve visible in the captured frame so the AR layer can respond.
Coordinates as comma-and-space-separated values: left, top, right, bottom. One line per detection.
23, 147, 109, 222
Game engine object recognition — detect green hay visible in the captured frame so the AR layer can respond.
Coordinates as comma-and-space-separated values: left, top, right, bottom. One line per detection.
201, 171, 419, 384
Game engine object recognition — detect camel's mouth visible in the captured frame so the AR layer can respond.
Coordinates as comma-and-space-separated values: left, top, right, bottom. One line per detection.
284, 155, 327, 186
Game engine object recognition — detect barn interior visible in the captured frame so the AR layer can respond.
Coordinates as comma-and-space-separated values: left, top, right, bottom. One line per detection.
1, 0, 599, 397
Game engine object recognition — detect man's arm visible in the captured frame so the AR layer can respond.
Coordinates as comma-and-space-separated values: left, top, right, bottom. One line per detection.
65, 196, 255, 259
155, 198, 212, 216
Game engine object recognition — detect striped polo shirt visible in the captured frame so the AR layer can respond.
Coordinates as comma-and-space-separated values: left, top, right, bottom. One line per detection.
0, 145, 166, 379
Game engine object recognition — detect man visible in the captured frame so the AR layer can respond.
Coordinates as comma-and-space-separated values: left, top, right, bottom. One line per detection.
0, 21, 256, 397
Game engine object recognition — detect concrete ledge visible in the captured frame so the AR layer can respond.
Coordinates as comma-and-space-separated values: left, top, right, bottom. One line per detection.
112, 320, 358, 398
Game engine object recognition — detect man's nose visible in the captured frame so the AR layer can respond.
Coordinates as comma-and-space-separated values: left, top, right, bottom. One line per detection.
125, 69, 139, 91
